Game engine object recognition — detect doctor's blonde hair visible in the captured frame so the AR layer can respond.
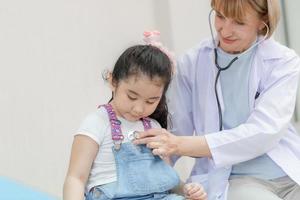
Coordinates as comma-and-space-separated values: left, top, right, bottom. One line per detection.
211, 0, 281, 38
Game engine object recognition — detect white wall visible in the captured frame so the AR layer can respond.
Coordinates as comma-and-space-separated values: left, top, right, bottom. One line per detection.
282, 1, 300, 120
1, 0, 297, 199
282, 1, 300, 55
168, 1, 211, 55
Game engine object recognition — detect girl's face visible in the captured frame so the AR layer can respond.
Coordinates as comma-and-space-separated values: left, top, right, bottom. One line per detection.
214, 8, 265, 54
110, 74, 164, 122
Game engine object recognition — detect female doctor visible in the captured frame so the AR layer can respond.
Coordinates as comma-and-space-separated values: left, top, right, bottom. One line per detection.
134, 0, 300, 199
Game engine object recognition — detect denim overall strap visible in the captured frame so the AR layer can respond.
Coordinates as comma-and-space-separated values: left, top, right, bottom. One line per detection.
102, 104, 123, 140
141, 117, 151, 130
102, 104, 124, 150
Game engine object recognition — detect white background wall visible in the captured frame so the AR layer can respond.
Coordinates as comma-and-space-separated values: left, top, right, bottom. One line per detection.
0, 0, 298, 199
283, 1, 300, 119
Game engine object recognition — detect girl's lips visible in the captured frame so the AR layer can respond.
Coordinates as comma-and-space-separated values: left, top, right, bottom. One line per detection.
128, 113, 142, 120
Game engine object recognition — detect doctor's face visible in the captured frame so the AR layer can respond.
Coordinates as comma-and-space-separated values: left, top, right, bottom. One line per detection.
214, 8, 265, 54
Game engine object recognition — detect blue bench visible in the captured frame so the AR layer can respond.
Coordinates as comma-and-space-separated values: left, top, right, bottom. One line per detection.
0, 177, 57, 200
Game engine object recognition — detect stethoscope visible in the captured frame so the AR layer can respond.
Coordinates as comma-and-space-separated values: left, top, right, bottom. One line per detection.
208, 9, 270, 131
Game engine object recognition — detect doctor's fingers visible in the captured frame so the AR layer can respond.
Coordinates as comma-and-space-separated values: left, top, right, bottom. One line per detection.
136, 128, 166, 139
133, 135, 161, 145
133, 128, 170, 145
151, 144, 177, 157
146, 141, 162, 149
152, 147, 167, 157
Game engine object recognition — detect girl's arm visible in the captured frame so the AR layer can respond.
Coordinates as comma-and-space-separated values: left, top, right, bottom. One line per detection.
63, 135, 99, 200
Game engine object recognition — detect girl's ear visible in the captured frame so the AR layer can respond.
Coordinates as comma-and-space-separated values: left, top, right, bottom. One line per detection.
107, 72, 116, 92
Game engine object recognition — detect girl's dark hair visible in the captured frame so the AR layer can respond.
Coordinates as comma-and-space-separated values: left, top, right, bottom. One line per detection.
109, 44, 172, 128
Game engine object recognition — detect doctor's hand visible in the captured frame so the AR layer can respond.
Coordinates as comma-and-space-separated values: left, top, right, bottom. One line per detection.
133, 128, 179, 157
184, 183, 207, 200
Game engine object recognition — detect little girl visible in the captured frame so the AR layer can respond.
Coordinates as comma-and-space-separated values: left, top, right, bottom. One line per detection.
63, 31, 207, 200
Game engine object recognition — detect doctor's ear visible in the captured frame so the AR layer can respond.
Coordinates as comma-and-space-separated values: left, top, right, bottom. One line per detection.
258, 21, 266, 30
259, 15, 269, 30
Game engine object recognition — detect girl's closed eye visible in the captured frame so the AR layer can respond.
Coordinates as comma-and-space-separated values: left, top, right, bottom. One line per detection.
127, 94, 137, 101
146, 100, 157, 105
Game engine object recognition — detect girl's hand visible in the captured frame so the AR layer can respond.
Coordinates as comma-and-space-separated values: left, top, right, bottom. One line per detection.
184, 183, 207, 200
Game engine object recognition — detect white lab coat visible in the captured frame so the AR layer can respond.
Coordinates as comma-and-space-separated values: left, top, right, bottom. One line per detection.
168, 37, 300, 200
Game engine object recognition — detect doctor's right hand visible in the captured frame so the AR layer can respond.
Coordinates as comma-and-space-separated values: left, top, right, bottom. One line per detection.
133, 128, 180, 157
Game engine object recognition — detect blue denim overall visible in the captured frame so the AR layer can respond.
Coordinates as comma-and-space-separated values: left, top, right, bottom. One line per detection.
86, 104, 184, 200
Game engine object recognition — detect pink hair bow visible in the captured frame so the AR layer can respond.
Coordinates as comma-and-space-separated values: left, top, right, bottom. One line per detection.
143, 30, 176, 74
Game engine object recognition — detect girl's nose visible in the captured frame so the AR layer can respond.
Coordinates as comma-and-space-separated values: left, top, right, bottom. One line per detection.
132, 103, 144, 115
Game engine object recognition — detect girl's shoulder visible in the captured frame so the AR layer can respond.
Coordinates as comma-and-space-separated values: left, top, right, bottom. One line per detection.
75, 106, 111, 145
147, 118, 162, 129
83, 106, 111, 126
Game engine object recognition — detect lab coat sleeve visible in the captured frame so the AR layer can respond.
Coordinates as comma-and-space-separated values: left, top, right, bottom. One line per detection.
205, 53, 300, 168
167, 54, 195, 165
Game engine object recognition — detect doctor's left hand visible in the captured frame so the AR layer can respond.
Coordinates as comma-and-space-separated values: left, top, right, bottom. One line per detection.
133, 128, 179, 157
